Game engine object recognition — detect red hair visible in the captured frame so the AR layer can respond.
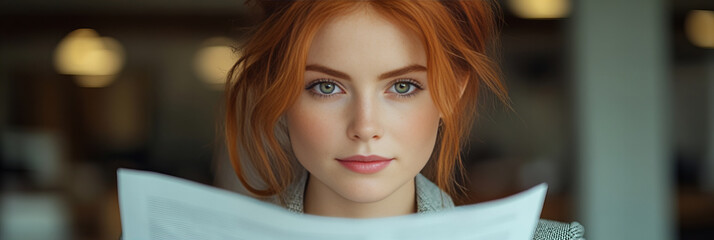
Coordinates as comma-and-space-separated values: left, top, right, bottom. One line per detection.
225, 0, 508, 199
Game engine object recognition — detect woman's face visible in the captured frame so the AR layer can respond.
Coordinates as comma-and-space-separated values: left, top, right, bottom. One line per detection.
285, 7, 441, 204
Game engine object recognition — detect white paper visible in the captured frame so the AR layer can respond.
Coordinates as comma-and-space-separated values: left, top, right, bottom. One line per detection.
118, 168, 547, 240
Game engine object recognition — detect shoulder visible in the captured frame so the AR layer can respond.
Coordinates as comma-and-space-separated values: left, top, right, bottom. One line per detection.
414, 176, 585, 240
269, 170, 307, 213
415, 173, 454, 212
533, 219, 585, 240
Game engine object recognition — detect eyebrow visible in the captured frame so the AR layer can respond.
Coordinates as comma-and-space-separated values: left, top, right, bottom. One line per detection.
305, 64, 427, 81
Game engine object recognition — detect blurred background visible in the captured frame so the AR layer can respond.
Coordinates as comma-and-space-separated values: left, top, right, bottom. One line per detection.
1, 0, 712, 239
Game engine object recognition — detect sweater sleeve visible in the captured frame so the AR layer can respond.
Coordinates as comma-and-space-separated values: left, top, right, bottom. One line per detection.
532, 219, 585, 240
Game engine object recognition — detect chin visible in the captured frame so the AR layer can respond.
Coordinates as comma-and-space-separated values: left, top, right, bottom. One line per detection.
332, 178, 402, 203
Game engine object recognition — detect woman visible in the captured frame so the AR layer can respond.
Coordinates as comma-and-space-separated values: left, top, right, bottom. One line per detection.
224, 1, 584, 239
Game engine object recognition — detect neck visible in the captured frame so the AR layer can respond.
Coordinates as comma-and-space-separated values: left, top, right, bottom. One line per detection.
303, 174, 416, 218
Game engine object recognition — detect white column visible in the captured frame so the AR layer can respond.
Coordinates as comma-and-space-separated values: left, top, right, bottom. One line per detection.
573, 0, 673, 240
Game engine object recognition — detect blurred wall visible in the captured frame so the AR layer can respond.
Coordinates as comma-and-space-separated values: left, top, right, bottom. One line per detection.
1, 0, 713, 240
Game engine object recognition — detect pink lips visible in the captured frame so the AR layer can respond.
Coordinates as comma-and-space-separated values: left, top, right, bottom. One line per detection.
336, 155, 393, 174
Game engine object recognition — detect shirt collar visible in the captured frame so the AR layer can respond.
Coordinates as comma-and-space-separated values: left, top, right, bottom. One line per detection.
277, 170, 454, 214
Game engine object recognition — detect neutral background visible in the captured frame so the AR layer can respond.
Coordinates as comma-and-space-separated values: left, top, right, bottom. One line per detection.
1, 0, 713, 239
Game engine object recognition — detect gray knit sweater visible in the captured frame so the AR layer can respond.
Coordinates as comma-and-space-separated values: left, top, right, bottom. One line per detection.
274, 172, 585, 240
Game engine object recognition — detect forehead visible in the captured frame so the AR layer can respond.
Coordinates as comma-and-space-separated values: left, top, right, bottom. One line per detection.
306, 6, 426, 74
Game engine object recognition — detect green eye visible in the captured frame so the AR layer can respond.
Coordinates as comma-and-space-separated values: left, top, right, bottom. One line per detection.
308, 80, 344, 97
394, 82, 411, 94
319, 82, 336, 94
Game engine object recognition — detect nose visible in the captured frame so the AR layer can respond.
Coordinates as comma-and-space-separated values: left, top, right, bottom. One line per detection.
346, 97, 383, 141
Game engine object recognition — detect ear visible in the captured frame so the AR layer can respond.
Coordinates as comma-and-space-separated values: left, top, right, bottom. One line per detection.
458, 78, 468, 99
439, 78, 469, 119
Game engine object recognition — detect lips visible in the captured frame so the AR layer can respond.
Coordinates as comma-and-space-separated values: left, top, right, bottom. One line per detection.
336, 155, 393, 174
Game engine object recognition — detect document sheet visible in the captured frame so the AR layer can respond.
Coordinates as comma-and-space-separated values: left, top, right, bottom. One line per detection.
118, 168, 547, 240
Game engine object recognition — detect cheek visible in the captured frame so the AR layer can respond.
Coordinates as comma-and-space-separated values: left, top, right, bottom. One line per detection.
386, 97, 441, 158
285, 100, 341, 162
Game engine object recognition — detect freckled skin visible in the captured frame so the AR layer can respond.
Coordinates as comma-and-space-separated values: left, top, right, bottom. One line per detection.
285, 6, 441, 218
